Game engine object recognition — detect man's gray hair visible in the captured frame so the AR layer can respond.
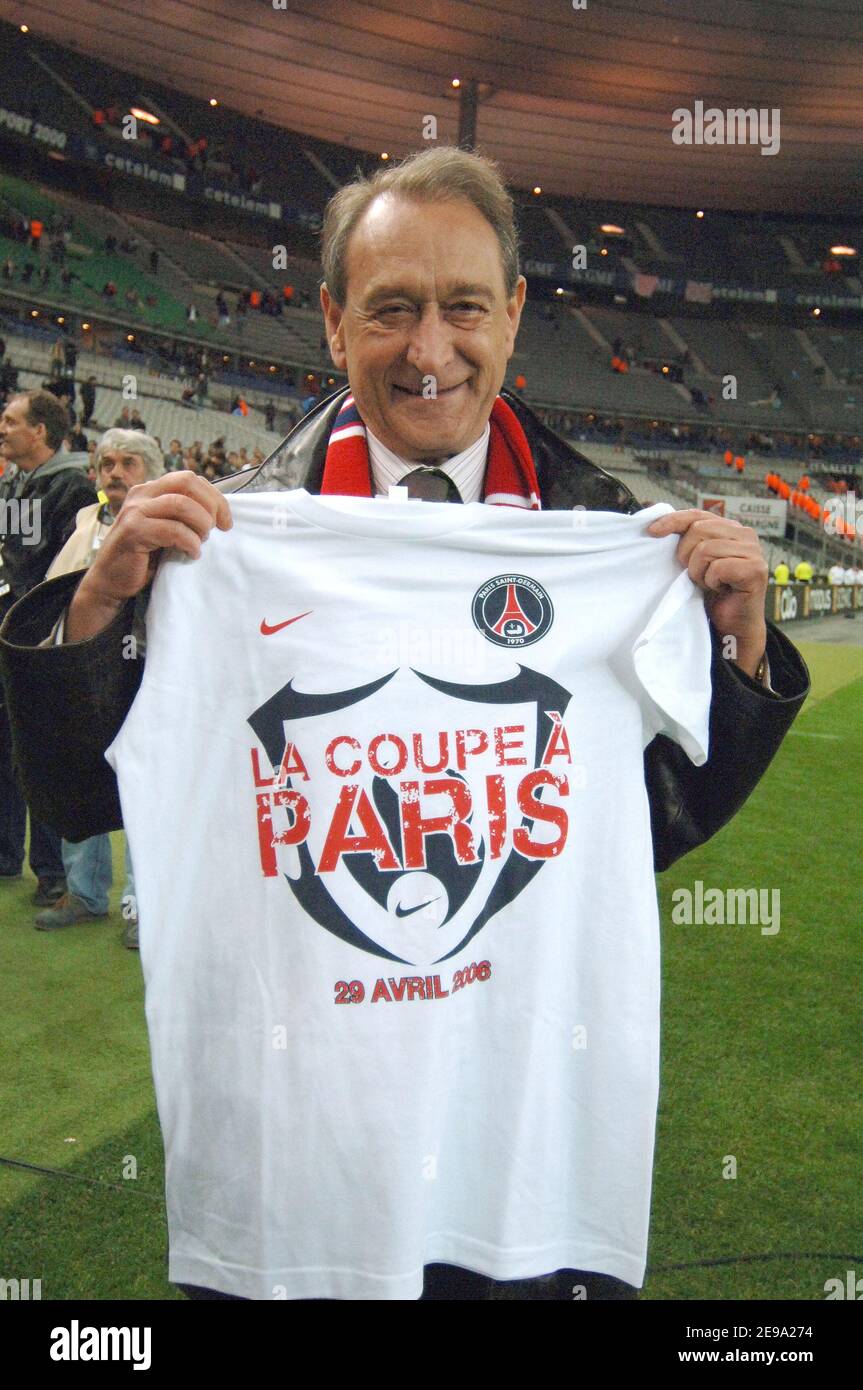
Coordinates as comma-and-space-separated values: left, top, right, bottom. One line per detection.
321, 145, 520, 307
94, 428, 163, 480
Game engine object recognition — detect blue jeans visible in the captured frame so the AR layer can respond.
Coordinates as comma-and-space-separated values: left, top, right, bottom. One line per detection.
62, 835, 135, 915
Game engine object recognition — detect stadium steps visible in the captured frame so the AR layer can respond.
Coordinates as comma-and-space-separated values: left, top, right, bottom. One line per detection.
47, 190, 194, 302
657, 319, 709, 377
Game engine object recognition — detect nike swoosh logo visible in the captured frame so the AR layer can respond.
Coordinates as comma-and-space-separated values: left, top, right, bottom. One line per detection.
260, 611, 312, 635
394, 898, 440, 919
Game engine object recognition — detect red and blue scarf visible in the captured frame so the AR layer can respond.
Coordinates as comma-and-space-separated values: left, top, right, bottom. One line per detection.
320, 394, 541, 509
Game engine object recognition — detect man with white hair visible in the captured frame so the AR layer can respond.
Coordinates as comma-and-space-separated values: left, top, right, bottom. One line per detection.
34, 429, 163, 943
0, 147, 809, 1302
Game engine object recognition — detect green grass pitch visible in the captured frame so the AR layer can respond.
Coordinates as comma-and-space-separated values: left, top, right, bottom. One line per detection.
1, 639, 860, 1300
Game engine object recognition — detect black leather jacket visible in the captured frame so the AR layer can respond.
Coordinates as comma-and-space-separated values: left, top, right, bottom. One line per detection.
0, 388, 809, 867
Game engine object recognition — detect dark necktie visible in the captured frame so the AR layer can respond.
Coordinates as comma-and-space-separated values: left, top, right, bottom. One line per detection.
400, 468, 463, 503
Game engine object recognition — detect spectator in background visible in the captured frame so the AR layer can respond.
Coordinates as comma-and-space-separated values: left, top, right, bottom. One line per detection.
114, 406, 132, 428
39, 265, 51, 287
102, 281, 117, 299
187, 303, 198, 323
164, 438, 184, 470
149, 248, 159, 275
264, 400, 276, 430
2, 257, 14, 280
0, 390, 97, 902
129, 408, 147, 431
67, 422, 88, 452
37, 429, 164, 945
828, 562, 846, 585
50, 338, 65, 378
80, 376, 97, 428
63, 340, 78, 377
29, 218, 43, 252
773, 559, 789, 585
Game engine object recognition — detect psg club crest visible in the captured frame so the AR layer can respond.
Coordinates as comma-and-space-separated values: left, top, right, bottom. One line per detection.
247, 665, 574, 969
471, 574, 554, 647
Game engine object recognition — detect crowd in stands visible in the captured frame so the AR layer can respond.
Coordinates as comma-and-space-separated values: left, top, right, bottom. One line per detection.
534, 404, 863, 469
0, 334, 279, 486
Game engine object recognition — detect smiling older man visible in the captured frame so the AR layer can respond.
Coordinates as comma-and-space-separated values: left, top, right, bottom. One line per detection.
0, 148, 808, 1302
34, 428, 163, 943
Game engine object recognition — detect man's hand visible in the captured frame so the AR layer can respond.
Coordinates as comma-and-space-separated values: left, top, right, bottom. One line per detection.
65, 472, 233, 643
646, 509, 769, 678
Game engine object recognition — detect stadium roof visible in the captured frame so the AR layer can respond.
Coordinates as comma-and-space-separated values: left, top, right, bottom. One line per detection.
18, 0, 863, 214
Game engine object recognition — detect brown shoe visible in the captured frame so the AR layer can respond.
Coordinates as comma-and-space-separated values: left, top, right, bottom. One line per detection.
34, 893, 109, 931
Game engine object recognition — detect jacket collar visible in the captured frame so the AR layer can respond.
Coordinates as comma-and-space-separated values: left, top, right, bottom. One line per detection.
223, 387, 640, 514
12, 450, 90, 496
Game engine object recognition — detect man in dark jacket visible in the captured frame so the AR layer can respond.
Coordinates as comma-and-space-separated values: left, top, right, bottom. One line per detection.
0, 149, 808, 1300
0, 390, 96, 900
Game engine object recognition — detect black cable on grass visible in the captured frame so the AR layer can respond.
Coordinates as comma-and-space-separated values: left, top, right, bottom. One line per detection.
0, 1154, 163, 1202
652, 1252, 863, 1271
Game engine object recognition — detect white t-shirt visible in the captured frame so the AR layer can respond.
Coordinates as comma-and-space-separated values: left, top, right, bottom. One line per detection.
106, 490, 712, 1300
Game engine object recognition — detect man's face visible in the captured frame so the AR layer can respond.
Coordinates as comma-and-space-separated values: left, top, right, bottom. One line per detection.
0, 396, 46, 468
321, 195, 526, 461
98, 449, 149, 513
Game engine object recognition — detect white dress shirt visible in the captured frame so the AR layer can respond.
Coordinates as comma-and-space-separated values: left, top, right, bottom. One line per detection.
367, 425, 490, 504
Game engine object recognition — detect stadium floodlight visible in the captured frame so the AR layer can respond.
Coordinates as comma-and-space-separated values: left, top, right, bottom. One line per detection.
600, 223, 625, 235
696, 209, 705, 218
830, 245, 856, 256
532, 185, 542, 195
130, 107, 160, 125
451, 78, 461, 88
